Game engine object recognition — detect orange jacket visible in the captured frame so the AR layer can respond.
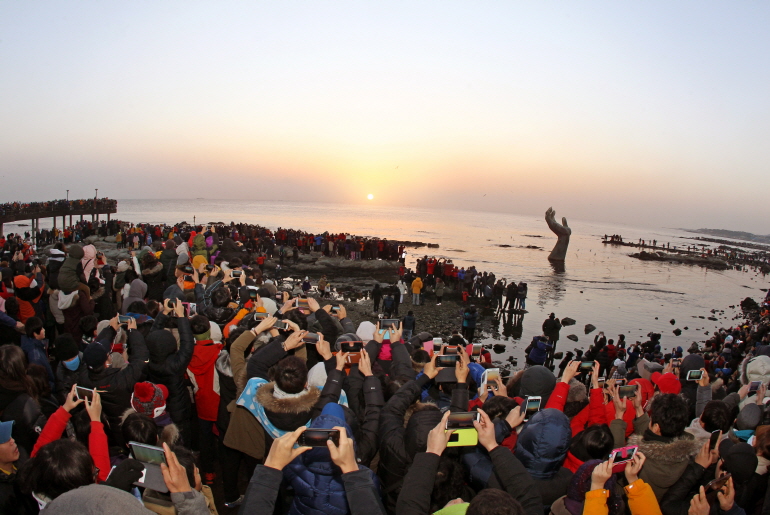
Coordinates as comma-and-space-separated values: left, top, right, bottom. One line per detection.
584, 479, 661, 515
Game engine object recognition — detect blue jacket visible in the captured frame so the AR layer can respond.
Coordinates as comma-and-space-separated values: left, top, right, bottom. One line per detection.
284, 414, 380, 515
527, 337, 552, 365
514, 408, 571, 480
20, 335, 55, 391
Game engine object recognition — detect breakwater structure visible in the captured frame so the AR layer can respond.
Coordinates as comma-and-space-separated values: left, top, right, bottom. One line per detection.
0, 198, 117, 245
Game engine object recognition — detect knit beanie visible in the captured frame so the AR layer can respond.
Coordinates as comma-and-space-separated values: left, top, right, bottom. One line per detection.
67, 244, 85, 260
116, 261, 130, 272
719, 441, 758, 484
736, 403, 762, 431
165, 239, 176, 251
54, 334, 80, 362
131, 382, 169, 419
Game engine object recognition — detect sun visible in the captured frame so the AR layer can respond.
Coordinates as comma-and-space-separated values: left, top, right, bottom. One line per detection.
367, 194, 374, 200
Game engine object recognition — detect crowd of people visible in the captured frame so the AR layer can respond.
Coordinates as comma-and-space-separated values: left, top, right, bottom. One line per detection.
1, 223, 770, 515
0, 198, 117, 218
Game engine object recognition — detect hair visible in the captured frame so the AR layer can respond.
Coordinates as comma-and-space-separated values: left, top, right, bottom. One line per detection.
26, 364, 52, 399
482, 395, 519, 421
571, 425, 614, 462
700, 401, 733, 433
649, 393, 689, 437
72, 408, 107, 446
78, 315, 98, 337
124, 269, 138, 284
228, 257, 242, 268
145, 300, 160, 319
2, 296, 19, 319
190, 315, 210, 336
226, 326, 248, 353
284, 309, 308, 331
466, 489, 523, 515
141, 252, 159, 268
24, 316, 44, 338
171, 445, 197, 488
753, 427, 770, 460
122, 413, 159, 446
273, 356, 308, 394
126, 300, 148, 314
18, 439, 94, 500
0, 345, 37, 399
211, 287, 231, 308
430, 455, 466, 513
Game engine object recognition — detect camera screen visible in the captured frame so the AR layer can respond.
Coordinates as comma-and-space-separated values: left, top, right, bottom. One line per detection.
298, 429, 340, 447
447, 412, 478, 429
130, 443, 167, 466
436, 355, 460, 368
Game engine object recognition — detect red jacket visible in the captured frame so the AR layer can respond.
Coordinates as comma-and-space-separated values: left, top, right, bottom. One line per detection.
32, 406, 110, 482
188, 339, 223, 421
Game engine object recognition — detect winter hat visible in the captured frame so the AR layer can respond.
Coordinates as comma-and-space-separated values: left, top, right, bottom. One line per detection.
736, 403, 762, 431
83, 342, 108, 369
40, 483, 154, 515
651, 372, 682, 395
355, 322, 376, 342
725, 335, 734, 344
54, 334, 80, 362
638, 359, 664, 381
719, 442, 758, 484
515, 409, 571, 479
165, 239, 176, 250
0, 420, 13, 444
146, 330, 179, 364
67, 244, 85, 260
131, 382, 169, 418
519, 366, 557, 405
567, 379, 588, 403
116, 261, 130, 272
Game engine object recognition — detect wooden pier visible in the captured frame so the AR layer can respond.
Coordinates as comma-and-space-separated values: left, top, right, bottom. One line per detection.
0, 199, 117, 245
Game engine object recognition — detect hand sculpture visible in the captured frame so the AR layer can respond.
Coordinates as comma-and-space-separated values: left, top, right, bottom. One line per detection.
545, 207, 571, 262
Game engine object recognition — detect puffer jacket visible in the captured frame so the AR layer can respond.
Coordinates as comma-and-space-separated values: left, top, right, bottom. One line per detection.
0, 387, 46, 457
514, 408, 573, 507
284, 413, 380, 515
141, 261, 165, 302
377, 376, 468, 513
527, 337, 552, 365
160, 247, 178, 284
145, 314, 195, 429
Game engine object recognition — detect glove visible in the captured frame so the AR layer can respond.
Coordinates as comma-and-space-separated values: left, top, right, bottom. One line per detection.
104, 458, 145, 492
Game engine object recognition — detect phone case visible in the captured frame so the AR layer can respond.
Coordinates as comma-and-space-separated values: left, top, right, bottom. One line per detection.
446, 428, 479, 447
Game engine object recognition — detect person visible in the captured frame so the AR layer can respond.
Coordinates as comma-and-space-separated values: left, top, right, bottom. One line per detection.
372, 284, 383, 313
411, 276, 423, 305
0, 420, 36, 514
435, 278, 445, 306
20, 316, 54, 392
462, 306, 478, 341
0, 345, 45, 457
402, 311, 416, 341
397, 279, 407, 304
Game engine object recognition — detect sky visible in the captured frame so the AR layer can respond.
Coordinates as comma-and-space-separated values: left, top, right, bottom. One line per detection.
1, 2, 769, 233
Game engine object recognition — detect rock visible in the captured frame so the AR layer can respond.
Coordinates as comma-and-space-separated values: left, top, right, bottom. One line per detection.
584, 324, 596, 334
670, 319, 676, 325
655, 317, 658, 320
84, 235, 100, 244
493, 344, 506, 354
684, 326, 689, 330
104, 236, 116, 243
673, 328, 682, 336
427, 243, 439, 248
740, 297, 760, 313
567, 334, 579, 342
708, 317, 717, 321
562, 317, 576, 326
496, 244, 512, 248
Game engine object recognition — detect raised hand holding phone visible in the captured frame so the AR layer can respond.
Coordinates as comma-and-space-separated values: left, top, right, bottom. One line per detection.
160, 443, 193, 493
590, 456, 615, 491
326, 426, 358, 474
358, 349, 373, 377
84, 389, 103, 422
624, 451, 646, 484
64, 384, 84, 412
283, 330, 306, 351
473, 409, 498, 452
427, 411, 454, 456
263, 427, 311, 472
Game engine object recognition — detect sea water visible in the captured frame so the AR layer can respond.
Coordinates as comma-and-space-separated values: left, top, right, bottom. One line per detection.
13, 198, 767, 360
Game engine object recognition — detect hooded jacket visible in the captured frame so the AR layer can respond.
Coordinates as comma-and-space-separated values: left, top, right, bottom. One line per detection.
145, 315, 195, 428
188, 338, 223, 422
57, 244, 85, 293
141, 261, 165, 302
284, 413, 380, 515
627, 430, 703, 500
122, 278, 148, 314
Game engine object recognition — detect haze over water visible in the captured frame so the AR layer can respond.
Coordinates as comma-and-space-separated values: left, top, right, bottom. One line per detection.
106, 199, 764, 361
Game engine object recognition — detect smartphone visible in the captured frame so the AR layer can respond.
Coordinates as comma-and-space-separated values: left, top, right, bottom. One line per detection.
129, 442, 167, 466
483, 368, 500, 385
254, 311, 269, 319
379, 319, 400, 330
249, 289, 258, 300
524, 396, 541, 421
302, 332, 320, 344
436, 355, 460, 368
618, 385, 638, 398
340, 341, 363, 353
183, 275, 193, 282
470, 344, 483, 357
446, 411, 480, 430
705, 473, 732, 492
295, 298, 309, 308
331, 306, 341, 315
750, 381, 761, 392
709, 430, 721, 450
579, 361, 594, 372
182, 265, 194, 274
117, 315, 132, 325
443, 345, 459, 355
76, 386, 95, 402
276, 293, 284, 301
686, 370, 703, 381
433, 337, 443, 351
205, 264, 215, 272
345, 353, 362, 365
446, 427, 479, 447
232, 270, 243, 278
598, 378, 606, 388
672, 358, 681, 367
609, 445, 638, 463
273, 320, 290, 331
297, 429, 340, 447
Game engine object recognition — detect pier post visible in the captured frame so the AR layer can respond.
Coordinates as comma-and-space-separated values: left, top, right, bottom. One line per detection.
0, 222, 3, 237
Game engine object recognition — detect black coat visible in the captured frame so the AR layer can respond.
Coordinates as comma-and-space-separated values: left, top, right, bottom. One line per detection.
77, 325, 149, 441
145, 314, 195, 427
0, 388, 45, 457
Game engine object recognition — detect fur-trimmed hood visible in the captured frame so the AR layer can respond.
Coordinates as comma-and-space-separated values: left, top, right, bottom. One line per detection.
215, 350, 232, 378
627, 432, 703, 494
256, 382, 320, 415
141, 261, 163, 276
